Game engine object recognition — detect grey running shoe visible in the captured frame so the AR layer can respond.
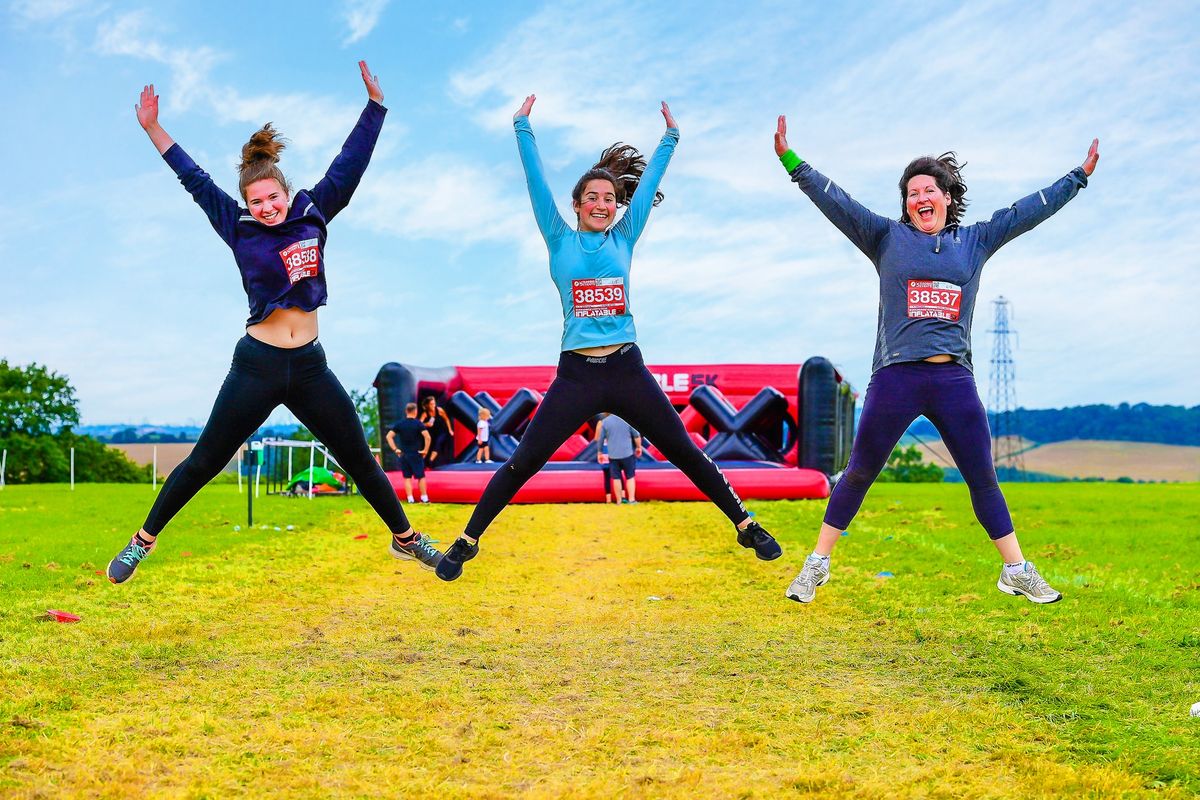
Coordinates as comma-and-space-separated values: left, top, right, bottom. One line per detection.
107, 538, 155, 584
390, 532, 443, 571
997, 562, 1062, 604
737, 521, 782, 560
785, 557, 830, 604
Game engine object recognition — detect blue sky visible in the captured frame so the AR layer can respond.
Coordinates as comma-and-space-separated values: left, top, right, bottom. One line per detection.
2, 0, 1197, 426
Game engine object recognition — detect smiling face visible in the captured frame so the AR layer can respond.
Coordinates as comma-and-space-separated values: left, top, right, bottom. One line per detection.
905, 174, 952, 235
573, 178, 618, 232
244, 178, 290, 225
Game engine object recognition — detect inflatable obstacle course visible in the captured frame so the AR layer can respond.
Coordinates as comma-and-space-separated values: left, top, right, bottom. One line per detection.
373, 359, 854, 503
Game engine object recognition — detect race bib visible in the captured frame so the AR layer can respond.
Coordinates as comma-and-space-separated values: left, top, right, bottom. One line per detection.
907, 280, 962, 321
279, 238, 320, 284
572, 277, 627, 318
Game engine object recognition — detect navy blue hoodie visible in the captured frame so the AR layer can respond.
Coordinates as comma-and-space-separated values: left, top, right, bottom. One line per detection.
162, 100, 386, 326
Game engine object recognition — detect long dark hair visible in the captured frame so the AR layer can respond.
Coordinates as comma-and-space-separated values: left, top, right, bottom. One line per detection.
571, 143, 663, 209
898, 152, 967, 227
238, 123, 293, 200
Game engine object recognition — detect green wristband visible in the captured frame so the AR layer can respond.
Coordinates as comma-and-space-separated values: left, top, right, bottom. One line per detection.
780, 149, 803, 173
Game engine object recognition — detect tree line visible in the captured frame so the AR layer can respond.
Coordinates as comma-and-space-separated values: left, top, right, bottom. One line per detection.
0, 359, 148, 484
910, 403, 1200, 446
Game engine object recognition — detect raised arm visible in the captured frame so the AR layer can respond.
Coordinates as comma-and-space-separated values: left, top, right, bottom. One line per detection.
309, 61, 388, 221
774, 115, 891, 261
976, 139, 1098, 255
513, 94, 570, 244
614, 101, 679, 244
139, 84, 240, 247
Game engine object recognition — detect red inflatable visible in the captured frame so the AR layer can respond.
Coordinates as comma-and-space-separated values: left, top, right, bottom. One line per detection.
373, 360, 855, 504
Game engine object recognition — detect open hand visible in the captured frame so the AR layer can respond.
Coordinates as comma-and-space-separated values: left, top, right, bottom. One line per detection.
774, 115, 790, 157
1082, 138, 1099, 176
514, 94, 536, 120
135, 84, 159, 130
359, 60, 383, 104
661, 101, 677, 130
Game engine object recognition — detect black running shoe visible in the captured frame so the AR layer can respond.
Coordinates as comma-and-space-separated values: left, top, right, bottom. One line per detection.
435, 537, 479, 582
737, 521, 782, 561
107, 537, 155, 584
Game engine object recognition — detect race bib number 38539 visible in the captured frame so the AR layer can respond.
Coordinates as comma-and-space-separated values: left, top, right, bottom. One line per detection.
279, 238, 321, 284
907, 279, 962, 321
572, 277, 627, 318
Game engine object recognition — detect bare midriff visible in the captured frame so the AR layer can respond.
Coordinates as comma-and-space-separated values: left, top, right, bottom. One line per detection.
923, 354, 954, 363
247, 307, 319, 348
572, 343, 626, 357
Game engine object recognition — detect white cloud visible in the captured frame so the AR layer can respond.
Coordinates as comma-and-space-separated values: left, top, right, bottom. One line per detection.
341, 0, 390, 45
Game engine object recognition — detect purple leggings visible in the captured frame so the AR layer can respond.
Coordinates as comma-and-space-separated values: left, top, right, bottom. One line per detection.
825, 361, 1014, 539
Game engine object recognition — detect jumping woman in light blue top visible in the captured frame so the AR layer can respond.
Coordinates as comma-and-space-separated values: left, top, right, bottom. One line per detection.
436, 95, 782, 581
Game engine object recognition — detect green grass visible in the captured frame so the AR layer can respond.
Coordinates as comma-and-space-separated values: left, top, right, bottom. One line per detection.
1, 483, 1198, 798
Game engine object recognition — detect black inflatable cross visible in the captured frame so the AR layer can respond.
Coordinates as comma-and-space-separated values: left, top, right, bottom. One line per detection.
688, 385, 789, 462
446, 388, 541, 463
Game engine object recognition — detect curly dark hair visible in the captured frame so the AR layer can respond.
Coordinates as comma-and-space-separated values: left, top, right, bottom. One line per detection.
898, 152, 967, 227
571, 142, 663, 210
237, 123, 293, 200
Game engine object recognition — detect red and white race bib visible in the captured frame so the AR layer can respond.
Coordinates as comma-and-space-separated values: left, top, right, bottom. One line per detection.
572, 277, 627, 318
279, 238, 320, 284
907, 280, 962, 321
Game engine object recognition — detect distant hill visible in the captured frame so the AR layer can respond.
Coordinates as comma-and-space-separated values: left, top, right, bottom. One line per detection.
915, 438, 1199, 483
77, 424, 302, 443
908, 403, 1199, 446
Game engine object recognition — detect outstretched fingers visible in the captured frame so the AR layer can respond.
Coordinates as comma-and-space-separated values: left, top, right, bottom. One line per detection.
135, 84, 159, 128
359, 59, 384, 103
1082, 137, 1100, 176
774, 115, 789, 156
661, 101, 677, 129
514, 94, 536, 120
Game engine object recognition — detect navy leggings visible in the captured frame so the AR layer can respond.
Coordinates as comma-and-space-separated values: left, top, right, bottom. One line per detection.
143, 335, 412, 536
464, 344, 748, 537
824, 361, 1014, 539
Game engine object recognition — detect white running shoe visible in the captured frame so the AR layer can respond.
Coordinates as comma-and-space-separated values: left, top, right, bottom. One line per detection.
997, 562, 1062, 604
785, 556, 830, 604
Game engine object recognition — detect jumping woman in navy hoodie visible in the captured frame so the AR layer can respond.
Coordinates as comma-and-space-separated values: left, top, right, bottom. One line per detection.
107, 62, 442, 583
774, 116, 1099, 606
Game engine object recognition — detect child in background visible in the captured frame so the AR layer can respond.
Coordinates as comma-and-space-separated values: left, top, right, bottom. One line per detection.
476, 408, 492, 463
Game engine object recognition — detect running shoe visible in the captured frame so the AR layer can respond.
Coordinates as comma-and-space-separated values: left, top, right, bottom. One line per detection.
107, 537, 155, 584
435, 536, 479, 582
785, 556, 830, 604
996, 562, 1062, 604
389, 532, 443, 571
736, 521, 782, 560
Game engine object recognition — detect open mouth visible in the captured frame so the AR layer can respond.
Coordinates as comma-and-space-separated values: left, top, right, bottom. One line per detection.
261, 210, 279, 222
917, 205, 935, 223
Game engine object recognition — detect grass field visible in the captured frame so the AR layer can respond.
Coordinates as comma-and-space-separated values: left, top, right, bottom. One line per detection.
2, 483, 1198, 798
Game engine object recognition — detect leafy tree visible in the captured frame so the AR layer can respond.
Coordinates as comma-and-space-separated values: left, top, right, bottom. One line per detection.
0, 359, 79, 436
350, 388, 380, 449
0, 359, 148, 483
876, 444, 944, 483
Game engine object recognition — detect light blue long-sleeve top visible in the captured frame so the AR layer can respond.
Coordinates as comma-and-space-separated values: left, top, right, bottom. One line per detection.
514, 115, 679, 351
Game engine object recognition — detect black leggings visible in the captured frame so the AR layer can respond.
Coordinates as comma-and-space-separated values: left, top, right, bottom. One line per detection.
464, 344, 748, 538
142, 335, 411, 536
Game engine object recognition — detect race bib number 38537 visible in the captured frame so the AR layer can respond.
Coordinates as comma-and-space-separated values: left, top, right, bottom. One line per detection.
279, 238, 320, 284
907, 279, 962, 321
572, 277, 627, 318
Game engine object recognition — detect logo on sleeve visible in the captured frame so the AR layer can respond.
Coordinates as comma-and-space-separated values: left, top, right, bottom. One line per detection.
279, 238, 320, 284
907, 279, 962, 321
572, 277, 627, 318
